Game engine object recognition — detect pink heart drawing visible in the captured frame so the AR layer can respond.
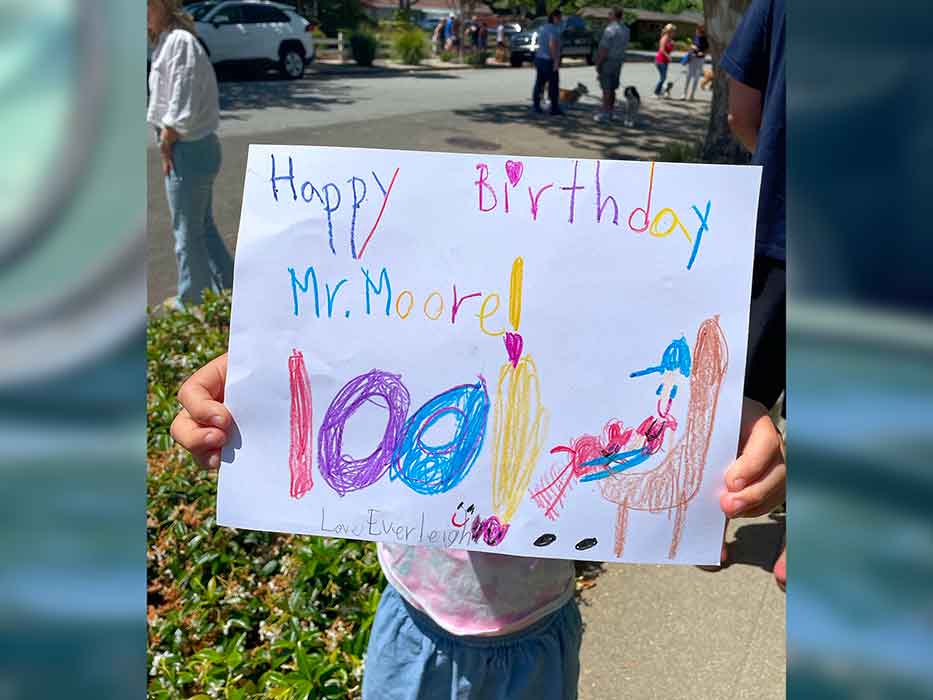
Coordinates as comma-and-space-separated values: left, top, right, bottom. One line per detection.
505, 160, 524, 188
504, 332, 523, 368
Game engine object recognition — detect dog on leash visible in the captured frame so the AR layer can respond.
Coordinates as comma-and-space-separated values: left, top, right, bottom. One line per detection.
559, 82, 589, 106
622, 86, 640, 127
663, 81, 674, 97
701, 66, 714, 90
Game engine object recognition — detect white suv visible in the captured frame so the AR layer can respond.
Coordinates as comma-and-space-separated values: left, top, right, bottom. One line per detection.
190, 1, 315, 79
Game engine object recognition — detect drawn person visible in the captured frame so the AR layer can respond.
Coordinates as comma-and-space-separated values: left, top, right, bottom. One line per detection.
583, 337, 691, 480
530, 336, 690, 520
147, 0, 233, 307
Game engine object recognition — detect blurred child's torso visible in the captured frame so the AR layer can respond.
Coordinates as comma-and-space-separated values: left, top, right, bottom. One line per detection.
378, 543, 575, 636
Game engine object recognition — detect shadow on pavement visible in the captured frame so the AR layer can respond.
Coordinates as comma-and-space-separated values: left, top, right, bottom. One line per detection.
699, 512, 785, 575
453, 98, 708, 161
217, 74, 357, 117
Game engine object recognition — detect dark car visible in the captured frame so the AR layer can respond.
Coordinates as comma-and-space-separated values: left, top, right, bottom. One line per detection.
508, 15, 596, 67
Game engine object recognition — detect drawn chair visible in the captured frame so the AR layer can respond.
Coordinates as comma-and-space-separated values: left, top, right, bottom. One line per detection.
599, 315, 728, 560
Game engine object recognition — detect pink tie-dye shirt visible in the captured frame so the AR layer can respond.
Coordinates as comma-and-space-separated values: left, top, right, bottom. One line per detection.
378, 543, 575, 636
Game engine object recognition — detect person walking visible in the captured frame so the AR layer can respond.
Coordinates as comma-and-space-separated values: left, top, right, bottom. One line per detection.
594, 7, 630, 122
654, 23, 676, 97
532, 8, 563, 116
147, 0, 233, 307
682, 24, 708, 100
444, 13, 456, 51
432, 18, 444, 56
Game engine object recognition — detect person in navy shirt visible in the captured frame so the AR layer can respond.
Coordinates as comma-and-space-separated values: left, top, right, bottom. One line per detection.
720, 0, 786, 590
722, 0, 785, 408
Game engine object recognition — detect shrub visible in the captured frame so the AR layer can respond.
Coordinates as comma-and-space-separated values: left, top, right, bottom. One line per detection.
464, 50, 489, 66
350, 31, 379, 66
147, 290, 385, 700
393, 27, 428, 65
439, 49, 457, 63
657, 140, 702, 163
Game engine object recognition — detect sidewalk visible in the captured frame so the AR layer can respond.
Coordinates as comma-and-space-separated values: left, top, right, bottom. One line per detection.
309, 52, 682, 76
577, 512, 786, 699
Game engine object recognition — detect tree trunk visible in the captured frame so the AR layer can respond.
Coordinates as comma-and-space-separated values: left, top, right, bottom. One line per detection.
701, 0, 752, 164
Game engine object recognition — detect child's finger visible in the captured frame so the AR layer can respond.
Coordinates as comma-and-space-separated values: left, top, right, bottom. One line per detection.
721, 459, 786, 518
177, 355, 231, 429
725, 413, 783, 492
171, 409, 229, 455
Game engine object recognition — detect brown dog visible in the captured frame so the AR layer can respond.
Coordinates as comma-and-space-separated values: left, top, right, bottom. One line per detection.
559, 82, 589, 105
700, 66, 714, 90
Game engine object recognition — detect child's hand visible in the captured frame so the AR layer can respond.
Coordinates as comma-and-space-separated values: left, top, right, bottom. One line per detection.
720, 398, 785, 518
170, 353, 232, 469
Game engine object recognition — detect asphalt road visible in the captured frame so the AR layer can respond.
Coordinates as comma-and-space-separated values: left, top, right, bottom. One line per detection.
148, 61, 711, 305
211, 60, 703, 136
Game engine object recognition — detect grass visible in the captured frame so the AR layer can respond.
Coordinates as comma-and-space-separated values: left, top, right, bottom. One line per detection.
147, 291, 384, 700
656, 140, 702, 163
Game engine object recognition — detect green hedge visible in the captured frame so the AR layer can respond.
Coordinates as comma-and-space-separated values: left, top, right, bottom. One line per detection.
393, 27, 428, 65
147, 291, 384, 700
349, 31, 379, 66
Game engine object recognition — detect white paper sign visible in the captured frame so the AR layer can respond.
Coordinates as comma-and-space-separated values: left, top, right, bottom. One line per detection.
218, 145, 761, 565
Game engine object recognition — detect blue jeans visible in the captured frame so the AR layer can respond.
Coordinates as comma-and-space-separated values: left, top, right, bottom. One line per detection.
654, 61, 669, 95
532, 57, 561, 113
163, 133, 234, 305
362, 585, 582, 700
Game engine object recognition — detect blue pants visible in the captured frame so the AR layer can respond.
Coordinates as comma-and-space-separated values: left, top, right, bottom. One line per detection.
362, 585, 582, 700
163, 133, 234, 305
533, 57, 561, 113
654, 61, 669, 95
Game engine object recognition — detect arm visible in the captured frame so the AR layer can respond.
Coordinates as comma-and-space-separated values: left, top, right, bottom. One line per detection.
595, 45, 608, 68
550, 34, 559, 68
162, 35, 198, 138
727, 77, 763, 152
721, 0, 770, 152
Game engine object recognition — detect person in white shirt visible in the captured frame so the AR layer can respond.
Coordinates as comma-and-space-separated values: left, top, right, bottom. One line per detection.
594, 8, 631, 122
147, 0, 233, 307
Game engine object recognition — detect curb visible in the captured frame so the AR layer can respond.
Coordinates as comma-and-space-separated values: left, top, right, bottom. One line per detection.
308, 60, 515, 77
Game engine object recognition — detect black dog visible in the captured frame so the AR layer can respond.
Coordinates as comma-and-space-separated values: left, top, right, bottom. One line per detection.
623, 86, 640, 127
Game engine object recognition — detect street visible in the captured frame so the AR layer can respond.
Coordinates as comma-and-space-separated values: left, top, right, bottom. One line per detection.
148, 61, 712, 304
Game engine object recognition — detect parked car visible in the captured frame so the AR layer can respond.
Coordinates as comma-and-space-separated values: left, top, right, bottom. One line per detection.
191, 1, 315, 79
508, 15, 596, 67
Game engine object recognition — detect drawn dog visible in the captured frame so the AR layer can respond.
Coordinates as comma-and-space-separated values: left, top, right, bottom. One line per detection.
701, 66, 714, 90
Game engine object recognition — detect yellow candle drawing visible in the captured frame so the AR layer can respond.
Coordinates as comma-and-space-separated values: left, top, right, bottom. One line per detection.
490, 257, 548, 523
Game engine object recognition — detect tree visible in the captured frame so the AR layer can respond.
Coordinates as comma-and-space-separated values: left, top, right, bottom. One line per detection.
700, 0, 752, 163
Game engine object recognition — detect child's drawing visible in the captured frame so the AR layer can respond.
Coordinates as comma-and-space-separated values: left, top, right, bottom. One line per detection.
530, 316, 728, 560
599, 316, 728, 559
529, 335, 691, 519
